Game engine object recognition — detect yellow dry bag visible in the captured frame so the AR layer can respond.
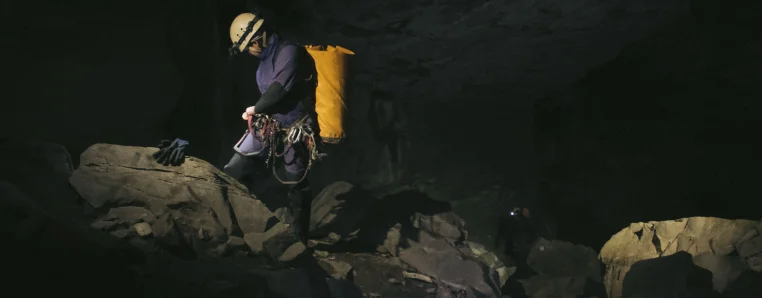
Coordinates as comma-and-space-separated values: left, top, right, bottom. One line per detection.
304, 45, 355, 144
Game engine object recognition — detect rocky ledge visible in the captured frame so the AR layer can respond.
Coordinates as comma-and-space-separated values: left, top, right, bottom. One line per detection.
1, 139, 760, 298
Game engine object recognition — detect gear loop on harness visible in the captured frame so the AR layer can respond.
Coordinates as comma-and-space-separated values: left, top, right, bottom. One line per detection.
247, 114, 321, 185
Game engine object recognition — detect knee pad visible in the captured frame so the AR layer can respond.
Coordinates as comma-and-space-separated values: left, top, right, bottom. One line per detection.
223, 153, 254, 181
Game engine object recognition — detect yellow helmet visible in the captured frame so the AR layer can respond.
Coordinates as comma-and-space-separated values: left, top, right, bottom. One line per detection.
229, 12, 265, 54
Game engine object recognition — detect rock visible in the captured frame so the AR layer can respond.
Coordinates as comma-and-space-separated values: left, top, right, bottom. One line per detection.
210, 243, 229, 257
315, 189, 508, 297
748, 254, 762, 272
314, 250, 330, 258
204, 280, 239, 297
621, 251, 716, 298
149, 212, 194, 257
244, 232, 266, 253
111, 229, 130, 238
129, 236, 159, 253
245, 222, 306, 261
260, 222, 307, 261
265, 268, 333, 298
1, 180, 50, 241
69, 144, 285, 257
403, 271, 433, 283
526, 238, 600, 281
107, 206, 158, 224
373, 211, 468, 257
518, 275, 588, 298
328, 232, 342, 242
227, 236, 247, 250
318, 258, 354, 280
692, 253, 747, 293
278, 242, 308, 262
325, 278, 365, 298
324, 252, 438, 297
309, 181, 375, 239
133, 222, 153, 237
737, 230, 762, 260
90, 220, 117, 231
0, 140, 82, 222
0, 176, 155, 297
466, 241, 516, 288
722, 270, 762, 298
411, 212, 467, 242
380, 223, 403, 256
506, 238, 604, 298
399, 232, 501, 298
600, 217, 762, 298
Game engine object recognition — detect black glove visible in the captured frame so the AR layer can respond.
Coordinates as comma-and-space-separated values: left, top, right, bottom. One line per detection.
152, 138, 189, 166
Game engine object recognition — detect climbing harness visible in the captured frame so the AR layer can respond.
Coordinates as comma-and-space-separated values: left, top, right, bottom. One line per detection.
246, 114, 321, 185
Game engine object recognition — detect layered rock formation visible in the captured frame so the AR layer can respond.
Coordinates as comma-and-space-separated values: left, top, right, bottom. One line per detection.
4, 140, 761, 297
600, 217, 762, 298
2, 141, 518, 298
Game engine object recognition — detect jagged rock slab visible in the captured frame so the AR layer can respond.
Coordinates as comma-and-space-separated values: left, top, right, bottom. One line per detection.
526, 237, 600, 281
465, 241, 515, 288
309, 186, 505, 297
318, 258, 355, 280
400, 231, 501, 298
518, 275, 590, 298
2, 174, 338, 298
327, 252, 440, 298
411, 211, 468, 242
510, 238, 605, 298
69, 144, 285, 258
0, 140, 82, 219
600, 217, 762, 298
1, 177, 155, 298
309, 181, 375, 240
619, 251, 716, 298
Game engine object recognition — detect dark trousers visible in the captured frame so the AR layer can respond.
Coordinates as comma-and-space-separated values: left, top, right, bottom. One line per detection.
223, 152, 312, 242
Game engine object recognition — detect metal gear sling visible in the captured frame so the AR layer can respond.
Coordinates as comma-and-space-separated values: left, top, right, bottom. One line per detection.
247, 115, 319, 185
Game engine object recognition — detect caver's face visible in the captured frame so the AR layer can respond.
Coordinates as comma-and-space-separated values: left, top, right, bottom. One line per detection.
247, 32, 265, 57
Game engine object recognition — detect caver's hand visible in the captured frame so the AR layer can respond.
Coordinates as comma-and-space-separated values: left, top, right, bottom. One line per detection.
242, 106, 256, 120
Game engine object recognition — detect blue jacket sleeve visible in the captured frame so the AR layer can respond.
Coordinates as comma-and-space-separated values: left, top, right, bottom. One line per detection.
254, 45, 298, 114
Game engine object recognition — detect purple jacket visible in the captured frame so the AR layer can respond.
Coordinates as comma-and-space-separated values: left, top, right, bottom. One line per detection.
255, 33, 308, 126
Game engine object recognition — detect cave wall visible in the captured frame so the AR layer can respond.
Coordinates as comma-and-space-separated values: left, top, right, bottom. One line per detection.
283, 0, 692, 248
2, 1, 184, 161
297, 0, 692, 200
534, 0, 762, 249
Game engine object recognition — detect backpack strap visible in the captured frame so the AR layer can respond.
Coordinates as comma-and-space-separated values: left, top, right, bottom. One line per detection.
273, 39, 316, 83
270, 38, 324, 146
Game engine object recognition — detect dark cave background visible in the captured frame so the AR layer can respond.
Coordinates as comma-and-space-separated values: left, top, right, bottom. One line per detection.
2, 0, 760, 256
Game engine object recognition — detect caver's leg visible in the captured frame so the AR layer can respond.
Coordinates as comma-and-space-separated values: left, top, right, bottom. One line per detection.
223, 152, 255, 182
286, 178, 312, 243
278, 143, 312, 243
